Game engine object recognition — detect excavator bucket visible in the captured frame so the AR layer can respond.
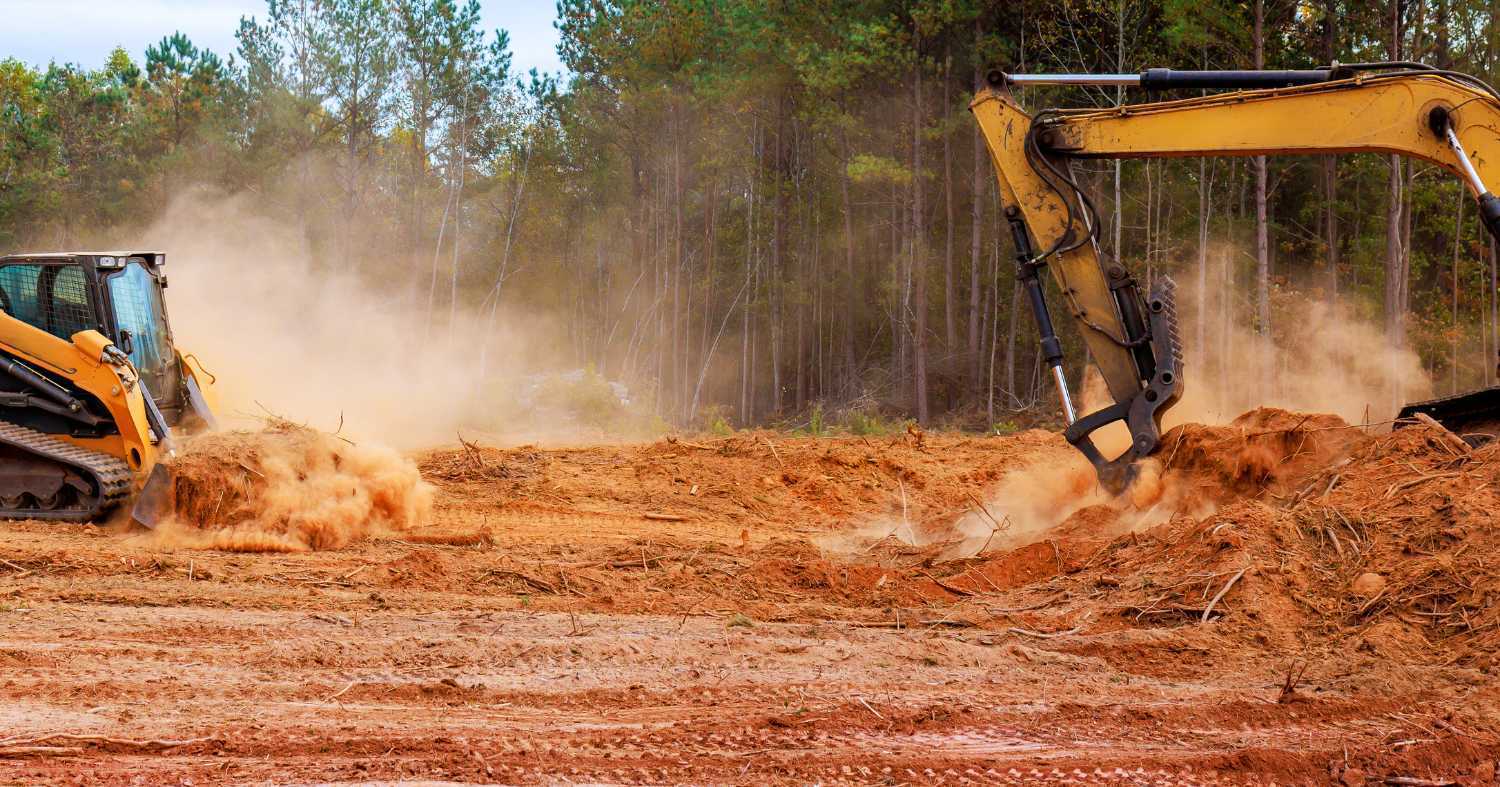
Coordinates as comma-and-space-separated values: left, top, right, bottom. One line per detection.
1397, 386, 1500, 446
129, 462, 175, 530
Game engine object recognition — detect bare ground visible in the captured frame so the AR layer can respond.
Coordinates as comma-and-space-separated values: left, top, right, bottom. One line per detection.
0, 425, 1496, 785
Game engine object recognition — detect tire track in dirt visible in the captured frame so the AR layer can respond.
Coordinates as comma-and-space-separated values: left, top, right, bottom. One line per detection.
2, 429, 1497, 783
0, 600, 1471, 784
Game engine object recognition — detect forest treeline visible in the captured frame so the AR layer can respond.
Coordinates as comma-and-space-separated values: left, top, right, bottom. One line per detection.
1, 0, 1497, 429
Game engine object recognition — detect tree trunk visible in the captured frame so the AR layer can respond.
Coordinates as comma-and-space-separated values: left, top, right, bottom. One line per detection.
672, 104, 685, 419
1454, 185, 1464, 394
911, 59, 930, 423
793, 136, 807, 414
448, 116, 468, 345
1323, 0, 1339, 299
741, 127, 759, 424
1386, 155, 1405, 344
770, 96, 787, 415
1491, 237, 1498, 387
890, 179, 904, 402
1386, 0, 1406, 353
1005, 280, 1020, 407
1403, 157, 1415, 321
840, 131, 858, 396
1196, 157, 1210, 372
1253, 0, 1270, 338
943, 50, 957, 365
701, 178, 717, 386
969, 23, 985, 391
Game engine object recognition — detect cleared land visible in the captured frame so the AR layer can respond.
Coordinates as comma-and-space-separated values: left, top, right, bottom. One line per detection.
0, 417, 1497, 784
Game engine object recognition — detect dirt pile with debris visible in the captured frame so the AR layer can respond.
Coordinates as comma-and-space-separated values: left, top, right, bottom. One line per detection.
150, 420, 434, 552
6, 419, 1500, 782
930, 408, 1500, 669
1153, 407, 1357, 499
135, 407, 1494, 669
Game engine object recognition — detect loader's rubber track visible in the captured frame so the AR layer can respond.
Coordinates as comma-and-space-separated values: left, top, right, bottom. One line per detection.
0, 421, 132, 522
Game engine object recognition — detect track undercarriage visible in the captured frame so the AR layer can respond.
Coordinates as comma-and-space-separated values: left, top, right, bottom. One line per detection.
0, 423, 132, 522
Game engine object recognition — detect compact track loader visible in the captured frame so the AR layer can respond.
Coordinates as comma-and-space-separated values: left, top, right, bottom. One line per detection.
972, 61, 1500, 487
0, 252, 215, 524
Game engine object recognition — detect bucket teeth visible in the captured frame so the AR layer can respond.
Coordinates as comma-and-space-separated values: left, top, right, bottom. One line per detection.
1150, 277, 1183, 372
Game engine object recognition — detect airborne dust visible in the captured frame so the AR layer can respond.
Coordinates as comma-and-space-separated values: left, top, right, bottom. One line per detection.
145, 421, 434, 552
124, 191, 565, 548
134, 191, 572, 448
118, 195, 1431, 554
852, 270, 1433, 559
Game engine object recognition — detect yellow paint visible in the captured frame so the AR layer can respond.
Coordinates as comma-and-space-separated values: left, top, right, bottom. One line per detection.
179, 348, 222, 419
971, 71, 1500, 411
971, 85, 1141, 404
0, 314, 159, 478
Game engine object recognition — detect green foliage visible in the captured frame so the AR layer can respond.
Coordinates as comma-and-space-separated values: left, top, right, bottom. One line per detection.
992, 420, 1019, 435
534, 368, 664, 437
844, 409, 896, 436
699, 404, 735, 435
0, 0, 1497, 432
847, 153, 910, 186
805, 403, 827, 437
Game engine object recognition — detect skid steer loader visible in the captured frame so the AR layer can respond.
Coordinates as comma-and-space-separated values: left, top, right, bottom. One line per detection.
0, 251, 216, 525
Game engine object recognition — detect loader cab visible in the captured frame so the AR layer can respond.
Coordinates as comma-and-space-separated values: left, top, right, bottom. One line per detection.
0, 252, 184, 425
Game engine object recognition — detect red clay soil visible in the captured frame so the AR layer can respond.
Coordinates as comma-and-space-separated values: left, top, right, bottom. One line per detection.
1, 413, 1498, 784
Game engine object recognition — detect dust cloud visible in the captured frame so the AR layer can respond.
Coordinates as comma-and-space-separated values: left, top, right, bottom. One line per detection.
129, 190, 568, 449
943, 282, 1424, 560
144, 422, 434, 552
821, 447, 1207, 562
942, 453, 1108, 553
1172, 294, 1432, 429
1080, 291, 1429, 463
936, 454, 1208, 559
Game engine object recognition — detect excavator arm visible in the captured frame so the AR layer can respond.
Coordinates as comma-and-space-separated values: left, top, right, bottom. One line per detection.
971, 64, 1500, 488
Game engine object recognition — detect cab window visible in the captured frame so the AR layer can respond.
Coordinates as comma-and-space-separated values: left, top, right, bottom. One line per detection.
0, 263, 97, 341
106, 262, 171, 373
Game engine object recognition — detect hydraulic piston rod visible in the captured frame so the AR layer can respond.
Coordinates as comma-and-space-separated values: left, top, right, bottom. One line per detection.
998, 68, 1336, 91
1004, 205, 1078, 424
1004, 73, 1141, 87
1439, 112, 1500, 243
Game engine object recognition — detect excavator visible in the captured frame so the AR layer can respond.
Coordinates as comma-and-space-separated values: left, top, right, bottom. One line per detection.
971, 61, 1500, 490
0, 252, 216, 524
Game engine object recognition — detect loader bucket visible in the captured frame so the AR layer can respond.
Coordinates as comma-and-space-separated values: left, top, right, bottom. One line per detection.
130, 462, 175, 529
1396, 385, 1500, 446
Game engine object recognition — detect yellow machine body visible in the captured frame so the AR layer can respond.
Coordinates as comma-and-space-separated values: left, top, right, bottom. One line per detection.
0, 251, 215, 522
971, 67, 1500, 483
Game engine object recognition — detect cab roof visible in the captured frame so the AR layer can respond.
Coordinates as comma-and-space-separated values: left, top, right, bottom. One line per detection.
0, 252, 164, 261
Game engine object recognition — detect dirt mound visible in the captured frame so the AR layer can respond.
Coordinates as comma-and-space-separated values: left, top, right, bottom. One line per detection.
1156, 407, 1359, 499
956, 416, 1500, 666
151, 420, 434, 551
1289, 422, 1500, 663
417, 429, 1061, 549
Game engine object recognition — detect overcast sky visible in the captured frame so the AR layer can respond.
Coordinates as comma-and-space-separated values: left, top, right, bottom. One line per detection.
0, 0, 565, 76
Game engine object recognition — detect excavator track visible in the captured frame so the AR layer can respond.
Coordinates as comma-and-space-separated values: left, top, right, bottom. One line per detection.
0, 421, 132, 522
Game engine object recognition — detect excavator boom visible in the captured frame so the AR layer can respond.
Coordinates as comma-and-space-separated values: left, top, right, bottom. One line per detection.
971, 63, 1500, 485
